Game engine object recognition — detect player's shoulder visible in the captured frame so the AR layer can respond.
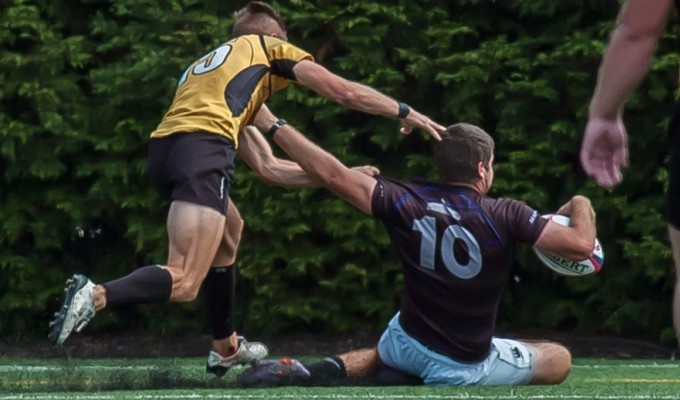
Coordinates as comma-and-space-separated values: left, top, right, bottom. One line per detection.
479, 195, 537, 220
481, 195, 529, 208
259, 35, 305, 50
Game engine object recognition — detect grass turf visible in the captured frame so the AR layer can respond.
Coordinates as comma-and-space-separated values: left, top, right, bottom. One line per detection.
1, 357, 679, 399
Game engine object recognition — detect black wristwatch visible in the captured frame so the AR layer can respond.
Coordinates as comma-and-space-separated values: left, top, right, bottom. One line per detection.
397, 102, 411, 118
267, 118, 288, 136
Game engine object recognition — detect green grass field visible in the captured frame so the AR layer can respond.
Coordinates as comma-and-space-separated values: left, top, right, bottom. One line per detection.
1, 357, 679, 399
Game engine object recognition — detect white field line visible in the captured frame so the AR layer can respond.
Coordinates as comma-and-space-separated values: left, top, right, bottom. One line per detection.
0, 363, 676, 373
0, 364, 245, 372
1, 394, 680, 400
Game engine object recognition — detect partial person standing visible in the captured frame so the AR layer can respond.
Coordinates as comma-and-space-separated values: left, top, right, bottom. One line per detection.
578, 0, 680, 349
238, 109, 597, 387
48, 0, 443, 377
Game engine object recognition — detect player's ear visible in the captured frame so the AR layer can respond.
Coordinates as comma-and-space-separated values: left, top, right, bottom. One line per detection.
477, 161, 486, 179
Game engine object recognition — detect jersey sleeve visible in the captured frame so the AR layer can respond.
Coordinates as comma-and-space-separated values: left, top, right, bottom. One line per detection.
264, 37, 313, 80
492, 198, 548, 245
370, 176, 408, 220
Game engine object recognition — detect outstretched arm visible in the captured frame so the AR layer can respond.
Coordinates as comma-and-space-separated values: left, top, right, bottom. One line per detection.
589, 0, 673, 119
238, 125, 380, 189
238, 125, 320, 188
292, 60, 445, 140
253, 106, 379, 214
580, 0, 673, 188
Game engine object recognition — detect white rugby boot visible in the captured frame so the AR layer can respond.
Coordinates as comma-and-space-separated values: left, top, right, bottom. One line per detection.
206, 336, 269, 377
48, 274, 96, 346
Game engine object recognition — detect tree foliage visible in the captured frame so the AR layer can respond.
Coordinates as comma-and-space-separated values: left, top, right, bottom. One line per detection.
1, 0, 678, 344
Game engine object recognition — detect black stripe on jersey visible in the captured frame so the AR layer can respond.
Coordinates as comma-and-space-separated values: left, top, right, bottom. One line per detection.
258, 35, 273, 96
258, 34, 270, 62
225, 65, 269, 117
271, 59, 299, 81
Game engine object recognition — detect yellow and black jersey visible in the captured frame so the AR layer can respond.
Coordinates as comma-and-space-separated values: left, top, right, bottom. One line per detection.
150, 34, 313, 147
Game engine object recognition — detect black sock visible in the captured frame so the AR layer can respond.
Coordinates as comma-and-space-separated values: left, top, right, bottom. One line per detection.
304, 356, 347, 385
103, 265, 172, 306
202, 265, 235, 340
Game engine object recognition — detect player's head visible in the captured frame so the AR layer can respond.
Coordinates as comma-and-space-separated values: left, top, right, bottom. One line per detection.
434, 123, 495, 192
233, 2, 288, 41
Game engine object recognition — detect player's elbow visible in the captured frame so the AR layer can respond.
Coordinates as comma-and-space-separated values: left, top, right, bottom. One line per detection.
325, 82, 359, 107
616, 22, 663, 44
257, 169, 283, 186
251, 159, 279, 183
312, 168, 343, 189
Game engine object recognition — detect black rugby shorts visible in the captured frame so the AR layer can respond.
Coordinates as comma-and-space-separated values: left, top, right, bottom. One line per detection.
147, 132, 236, 215
668, 102, 680, 229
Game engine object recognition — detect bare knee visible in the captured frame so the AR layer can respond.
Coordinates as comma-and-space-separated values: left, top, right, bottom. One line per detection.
166, 269, 202, 303
529, 342, 572, 385
171, 282, 201, 302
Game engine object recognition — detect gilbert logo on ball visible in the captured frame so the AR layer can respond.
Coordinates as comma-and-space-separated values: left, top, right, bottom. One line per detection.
533, 214, 604, 276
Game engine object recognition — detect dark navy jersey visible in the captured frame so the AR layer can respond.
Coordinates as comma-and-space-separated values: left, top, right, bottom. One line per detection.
371, 176, 549, 363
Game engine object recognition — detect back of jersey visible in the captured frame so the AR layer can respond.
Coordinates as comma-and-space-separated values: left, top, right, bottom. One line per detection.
151, 35, 311, 147
371, 177, 548, 363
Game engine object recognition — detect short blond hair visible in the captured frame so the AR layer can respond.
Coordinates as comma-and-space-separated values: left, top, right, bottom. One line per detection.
233, 2, 286, 37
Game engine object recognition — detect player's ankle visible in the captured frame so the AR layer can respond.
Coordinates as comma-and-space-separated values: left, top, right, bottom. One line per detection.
212, 336, 238, 357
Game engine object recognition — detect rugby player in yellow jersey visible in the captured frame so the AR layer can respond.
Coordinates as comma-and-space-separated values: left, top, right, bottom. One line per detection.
49, 1, 444, 375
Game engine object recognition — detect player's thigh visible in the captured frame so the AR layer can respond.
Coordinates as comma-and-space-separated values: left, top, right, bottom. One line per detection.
167, 200, 226, 286
524, 341, 572, 385
212, 198, 244, 266
477, 338, 536, 386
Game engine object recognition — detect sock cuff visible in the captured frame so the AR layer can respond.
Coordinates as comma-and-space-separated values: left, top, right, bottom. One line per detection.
324, 355, 347, 377
208, 264, 236, 274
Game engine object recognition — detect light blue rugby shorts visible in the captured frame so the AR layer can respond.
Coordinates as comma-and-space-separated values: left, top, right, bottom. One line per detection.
377, 312, 535, 386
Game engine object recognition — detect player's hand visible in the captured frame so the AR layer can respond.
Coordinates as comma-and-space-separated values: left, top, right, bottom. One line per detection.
400, 109, 445, 141
579, 116, 629, 189
351, 165, 380, 177
254, 104, 278, 132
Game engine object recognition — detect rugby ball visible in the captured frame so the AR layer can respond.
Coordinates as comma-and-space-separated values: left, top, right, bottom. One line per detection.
533, 214, 604, 276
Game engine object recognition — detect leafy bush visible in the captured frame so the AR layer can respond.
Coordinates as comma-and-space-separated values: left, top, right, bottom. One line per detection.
1, 0, 678, 345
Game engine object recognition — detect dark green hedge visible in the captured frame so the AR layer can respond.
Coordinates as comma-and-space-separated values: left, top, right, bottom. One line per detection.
1, 0, 679, 345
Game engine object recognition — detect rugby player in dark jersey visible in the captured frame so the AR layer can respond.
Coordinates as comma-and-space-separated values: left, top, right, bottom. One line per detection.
49, 1, 444, 375
238, 105, 598, 386
580, 0, 680, 349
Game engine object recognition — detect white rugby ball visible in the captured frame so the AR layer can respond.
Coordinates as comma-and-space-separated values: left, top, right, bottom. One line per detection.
533, 214, 604, 276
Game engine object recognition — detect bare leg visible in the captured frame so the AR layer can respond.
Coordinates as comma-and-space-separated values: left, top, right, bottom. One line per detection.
213, 198, 243, 267
669, 225, 680, 349
209, 199, 244, 356
338, 348, 381, 378
90, 200, 224, 310
165, 201, 226, 302
526, 341, 572, 385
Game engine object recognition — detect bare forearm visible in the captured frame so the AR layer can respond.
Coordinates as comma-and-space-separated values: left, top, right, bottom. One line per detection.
272, 126, 345, 187
238, 125, 320, 188
340, 82, 401, 117
589, 27, 659, 118
589, 0, 672, 119
568, 196, 597, 248
261, 160, 321, 188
